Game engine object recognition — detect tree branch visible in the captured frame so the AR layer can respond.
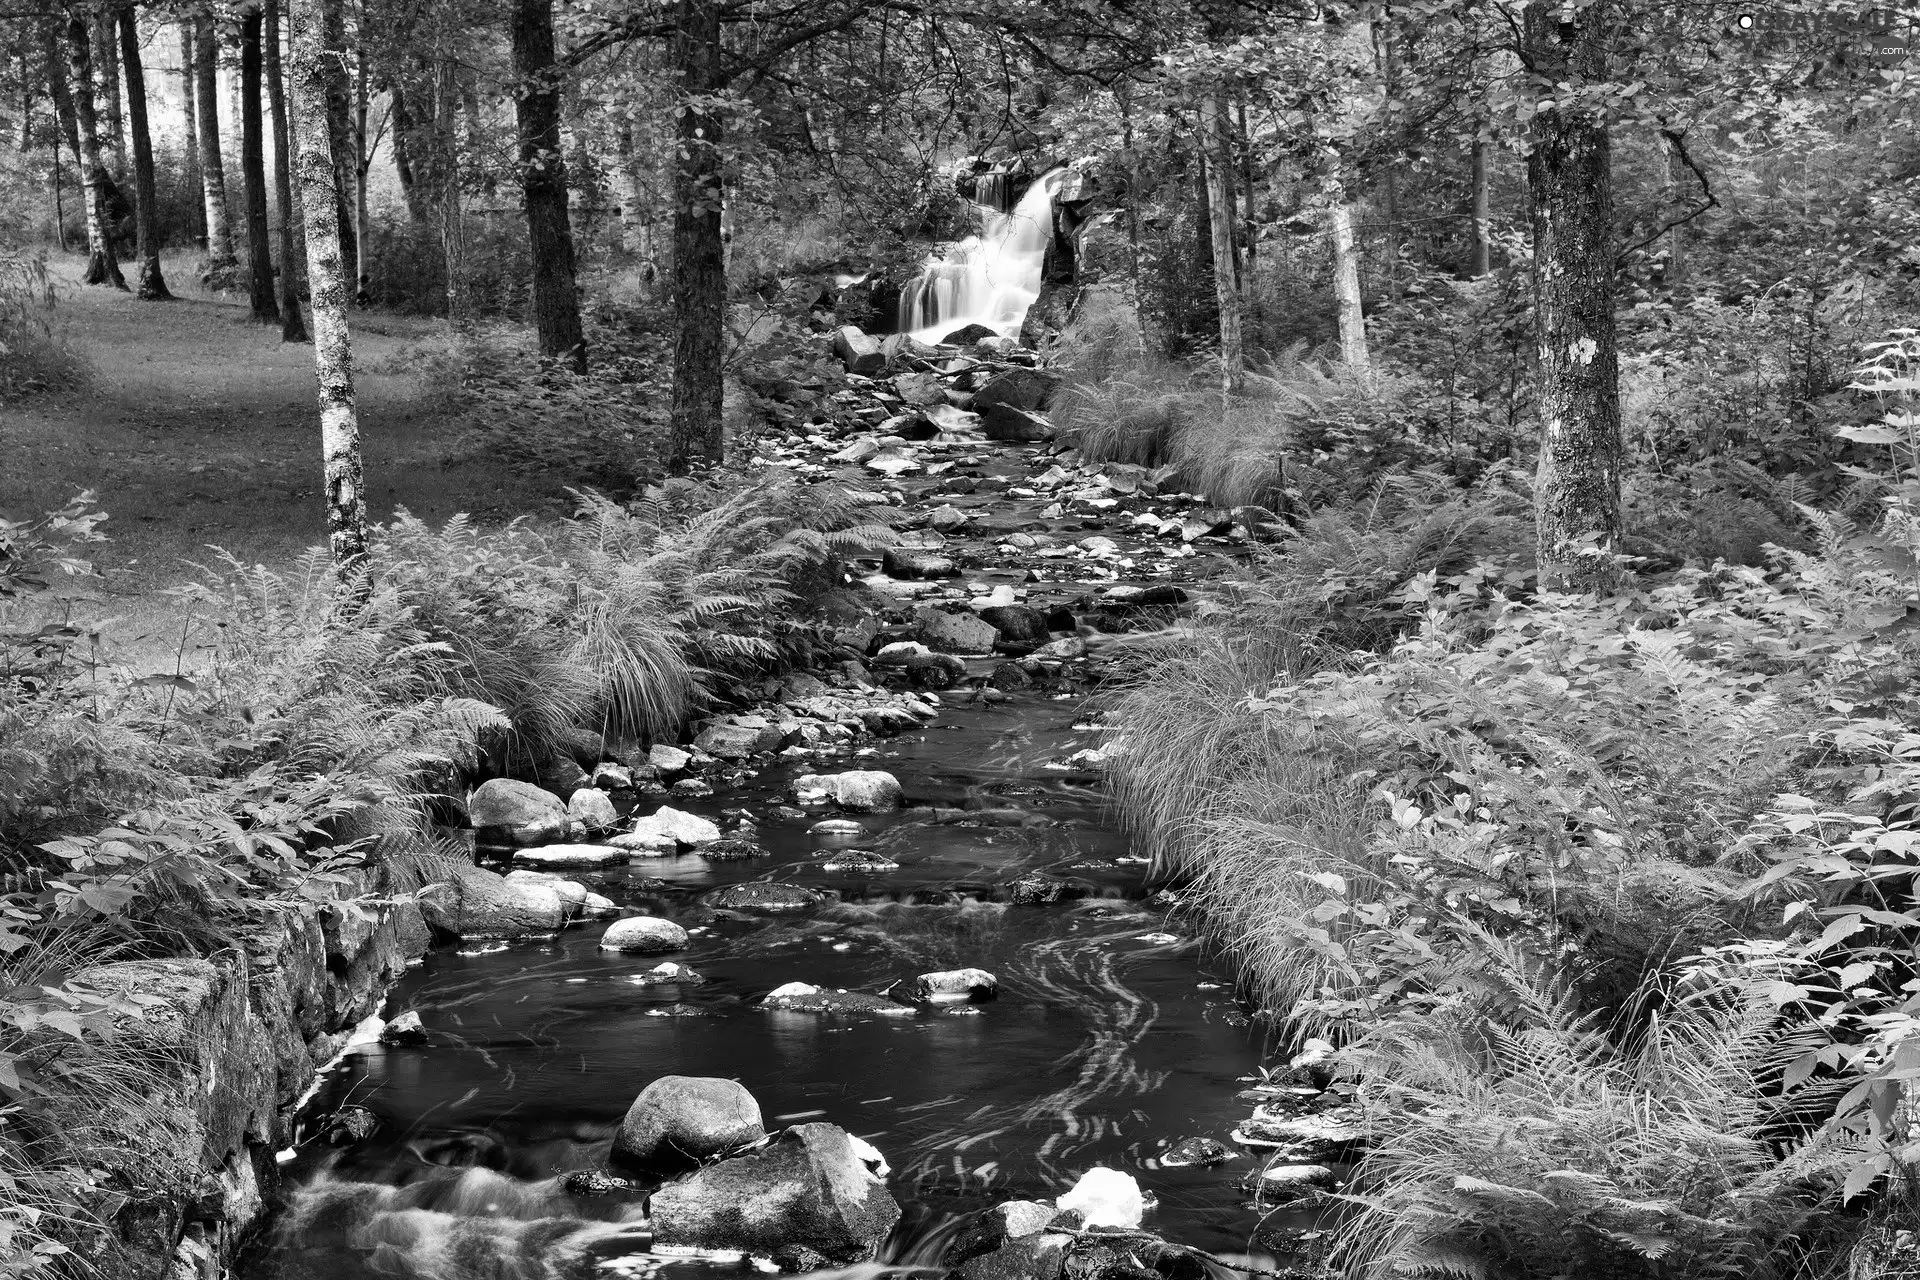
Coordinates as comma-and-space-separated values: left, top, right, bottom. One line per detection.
1614, 127, 1718, 266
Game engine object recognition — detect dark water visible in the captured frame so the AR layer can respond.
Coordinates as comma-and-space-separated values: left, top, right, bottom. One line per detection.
246, 694, 1270, 1279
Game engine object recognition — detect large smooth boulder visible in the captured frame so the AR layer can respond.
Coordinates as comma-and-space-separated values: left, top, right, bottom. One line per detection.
792, 771, 903, 812
940, 323, 1000, 346
504, 869, 590, 913
613, 1076, 766, 1167
468, 779, 571, 846
510, 843, 627, 871
610, 806, 723, 854
916, 608, 999, 655
420, 864, 567, 940
1055, 1168, 1143, 1229
910, 969, 998, 1003
978, 605, 1050, 643
650, 1122, 902, 1261
973, 367, 1061, 413
981, 404, 1054, 443
705, 883, 823, 912
649, 744, 694, 775
833, 325, 887, 375
568, 787, 619, 833
599, 916, 690, 953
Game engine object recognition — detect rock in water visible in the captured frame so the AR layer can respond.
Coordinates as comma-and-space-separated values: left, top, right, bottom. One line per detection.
978, 605, 1050, 643
510, 844, 628, 871
649, 744, 693, 775
613, 1075, 766, 1167
705, 883, 823, 912
832, 325, 887, 375
792, 771, 903, 812
945, 1201, 1059, 1265
954, 1234, 1072, 1280
940, 322, 1000, 346
468, 779, 571, 846
761, 982, 914, 1015
650, 1122, 902, 1261
1055, 1168, 1144, 1229
910, 968, 998, 1003
598, 916, 690, 953
1160, 1137, 1234, 1168
916, 608, 1000, 655
379, 1010, 428, 1046
611, 806, 723, 853
972, 367, 1061, 413
981, 404, 1053, 443
420, 864, 567, 940
568, 787, 619, 833
504, 869, 590, 913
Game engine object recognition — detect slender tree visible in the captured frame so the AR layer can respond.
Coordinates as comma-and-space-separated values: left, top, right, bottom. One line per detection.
195, 14, 240, 287
179, 22, 205, 246
290, 0, 369, 595
265, 0, 307, 340
240, 2, 280, 321
436, 56, 466, 324
511, 0, 586, 370
92, 2, 124, 174
116, 3, 170, 298
40, 19, 80, 171
316, 0, 356, 289
1199, 92, 1244, 395
1469, 133, 1491, 277
1522, 0, 1622, 590
65, 12, 126, 289
1329, 199, 1368, 370
666, 0, 725, 471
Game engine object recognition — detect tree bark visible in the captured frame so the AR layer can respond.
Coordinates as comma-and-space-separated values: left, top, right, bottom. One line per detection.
1523, 0, 1623, 592
389, 83, 431, 224
509, 0, 586, 370
317, 0, 356, 292
266, 0, 308, 340
290, 0, 369, 597
435, 55, 466, 324
93, 3, 124, 175
1664, 133, 1689, 283
1200, 94, 1244, 395
241, 6, 279, 321
179, 23, 205, 246
66, 15, 126, 289
41, 20, 81, 175
666, 0, 725, 473
116, 5, 169, 299
1329, 199, 1368, 371
1470, 134, 1492, 277
195, 16, 239, 287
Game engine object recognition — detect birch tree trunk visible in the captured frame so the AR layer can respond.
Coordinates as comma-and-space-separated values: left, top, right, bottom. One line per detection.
266, 0, 307, 341
66, 15, 126, 289
666, 0, 726, 473
290, 0, 370, 596
92, 4, 124, 175
1470, 134, 1492, 277
195, 16, 239, 287
116, 5, 169, 299
317, 0, 356, 291
1199, 93, 1244, 396
510, 0, 587, 370
241, 4, 280, 321
1523, 0, 1623, 592
179, 23, 204, 246
1329, 200, 1368, 372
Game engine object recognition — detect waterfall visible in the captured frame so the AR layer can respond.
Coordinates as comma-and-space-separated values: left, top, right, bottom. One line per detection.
898, 169, 1063, 343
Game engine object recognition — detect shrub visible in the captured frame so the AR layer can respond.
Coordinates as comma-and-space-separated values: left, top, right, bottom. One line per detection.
0, 252, 85, 403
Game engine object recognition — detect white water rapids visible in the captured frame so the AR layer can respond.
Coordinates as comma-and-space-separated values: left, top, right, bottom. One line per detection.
898, 169, 1063, 342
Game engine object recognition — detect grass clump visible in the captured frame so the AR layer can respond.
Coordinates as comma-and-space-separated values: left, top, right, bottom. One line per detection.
0, 252, 85, 402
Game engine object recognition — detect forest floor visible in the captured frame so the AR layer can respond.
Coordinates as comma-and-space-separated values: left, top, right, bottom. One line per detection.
0, 251, 563, 669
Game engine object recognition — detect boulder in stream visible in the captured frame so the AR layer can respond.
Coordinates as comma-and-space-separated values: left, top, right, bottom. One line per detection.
612, 1075, 766, 1167
650, 1122, 902, 1261
916, 607, 999, 654
909, 968, 998, 1003
792, 770, 902, 812
468, 779, 572, 846
1056, 1167, 1145, 1230
761, 982, 913, 1016
611, 805, 723, 853
706, 883, 825, 912
510, 843, 627, 871
420, 864, 567, 940
982, 404, 1054, 443
598, 916, 689, 954
832, 325, 887, 375
973, 367, 1061, 413
568, 787, 619, 833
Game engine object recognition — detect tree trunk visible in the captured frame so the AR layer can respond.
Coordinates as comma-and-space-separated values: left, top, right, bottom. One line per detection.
93, 4, 124, 176
1200, 94, 1244, 396
317, 0, 356, 291
66, 15, 126, 289
1523, 0, 1623, 592
435, 56, 466, 324
41, 20, 81, 176
1664, 133, 1689, 283
1236, 94, 1257, 271
1329, 199, 1368, 371
116, 5, 169, 299
266, 0, 307, 340
353, 42, 371, 298
290, 0, 369, 597
240, 7, 278, 321
179, 23, 205, 246
389, 83, 430, 224
1470, 133, 1492, 277
195, 16, 239, 287
666, 0, 725, 473
510, 0, 586, 370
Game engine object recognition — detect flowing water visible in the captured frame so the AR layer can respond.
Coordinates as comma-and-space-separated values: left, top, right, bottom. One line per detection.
245, 695, 1271, 1280
898, 171, 1062, 342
